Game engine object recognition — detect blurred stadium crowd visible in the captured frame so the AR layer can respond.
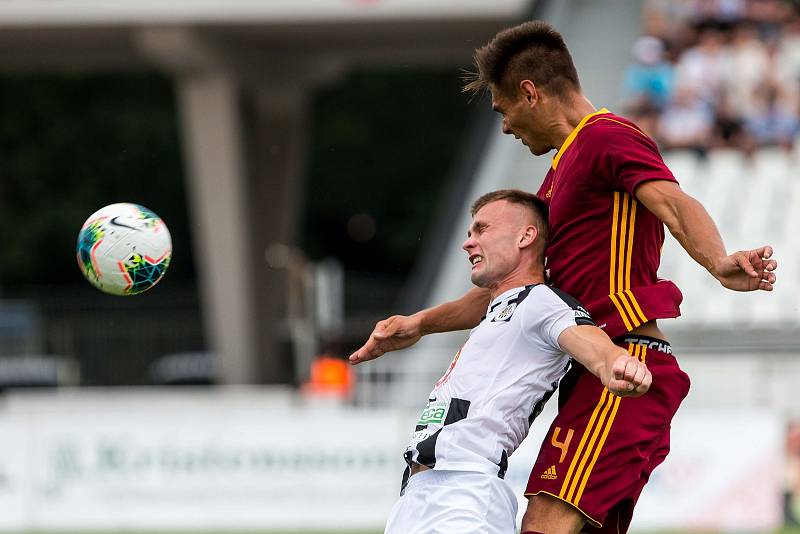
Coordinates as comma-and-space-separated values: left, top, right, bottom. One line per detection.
624, 0, 800, 153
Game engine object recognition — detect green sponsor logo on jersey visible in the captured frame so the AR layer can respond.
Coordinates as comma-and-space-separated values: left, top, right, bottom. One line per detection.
417, 400, 448, 425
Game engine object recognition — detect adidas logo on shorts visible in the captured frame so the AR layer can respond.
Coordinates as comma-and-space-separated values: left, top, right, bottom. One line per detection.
540, 465, 558, 480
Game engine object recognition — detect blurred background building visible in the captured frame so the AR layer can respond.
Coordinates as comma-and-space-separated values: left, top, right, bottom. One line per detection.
0, 0, 798, 532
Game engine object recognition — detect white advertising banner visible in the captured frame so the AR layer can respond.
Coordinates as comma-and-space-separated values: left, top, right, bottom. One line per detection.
0, 416, 28, 530
506, 408, 783, 532
0, 391, 409, 531
631, 410, 783, 531
0, 392, 786, 532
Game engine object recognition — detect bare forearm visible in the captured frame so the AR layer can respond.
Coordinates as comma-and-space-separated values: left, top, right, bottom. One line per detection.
573, 338, 627, 386
415, 286, 490, 335
636, 181, 727, 275
559, 326, 615, 383
664, 194, 727, 274
637, 179, 776, 292
558, 326, 651, 397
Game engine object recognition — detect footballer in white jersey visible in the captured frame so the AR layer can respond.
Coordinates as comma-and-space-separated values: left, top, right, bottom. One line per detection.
403, 283, 593, 487
350, 190, 652, 534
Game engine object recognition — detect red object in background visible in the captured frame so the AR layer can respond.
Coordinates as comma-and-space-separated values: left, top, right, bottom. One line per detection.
303, 355, 354, 398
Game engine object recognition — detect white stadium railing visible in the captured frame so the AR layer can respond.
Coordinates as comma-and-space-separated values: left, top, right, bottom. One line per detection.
661, 148, 800, 329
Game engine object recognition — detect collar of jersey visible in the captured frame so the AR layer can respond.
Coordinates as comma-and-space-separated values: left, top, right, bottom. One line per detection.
551, 107, 609, 170
490, 284, 536, 309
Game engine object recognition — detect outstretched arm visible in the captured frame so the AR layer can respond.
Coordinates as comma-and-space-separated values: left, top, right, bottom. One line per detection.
636, 180, 777, 291
349, 286, 490, 364
558, 325, 651, 397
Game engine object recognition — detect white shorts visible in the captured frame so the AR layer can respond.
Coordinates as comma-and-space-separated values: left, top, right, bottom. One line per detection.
384, 469, 518, 534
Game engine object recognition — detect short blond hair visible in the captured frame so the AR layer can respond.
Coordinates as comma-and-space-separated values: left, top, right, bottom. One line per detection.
470, 189, 549, 246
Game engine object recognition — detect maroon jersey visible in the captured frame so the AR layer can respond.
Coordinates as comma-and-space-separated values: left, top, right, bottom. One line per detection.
537, 109, 683, 338
526, 335, 690, 530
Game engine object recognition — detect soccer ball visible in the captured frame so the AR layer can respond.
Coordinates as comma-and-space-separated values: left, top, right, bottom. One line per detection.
76, 203, 172, 295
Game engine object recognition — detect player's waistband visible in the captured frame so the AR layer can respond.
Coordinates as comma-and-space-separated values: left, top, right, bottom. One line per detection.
613, 334, 672, 355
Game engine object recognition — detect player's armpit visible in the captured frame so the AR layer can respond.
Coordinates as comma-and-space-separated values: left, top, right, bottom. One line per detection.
557, 325, 651, 397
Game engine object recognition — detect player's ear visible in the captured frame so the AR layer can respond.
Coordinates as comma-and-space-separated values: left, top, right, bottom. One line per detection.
519, 80, 538, 107
519, 225, 538, 249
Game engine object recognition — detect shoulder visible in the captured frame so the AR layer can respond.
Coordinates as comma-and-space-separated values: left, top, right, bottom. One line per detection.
535, 286, 596, 327
581, 114, 654, 146
579, 113, 662, 165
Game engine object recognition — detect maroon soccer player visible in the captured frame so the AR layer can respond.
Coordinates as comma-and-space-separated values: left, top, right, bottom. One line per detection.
350, 21, 778, 534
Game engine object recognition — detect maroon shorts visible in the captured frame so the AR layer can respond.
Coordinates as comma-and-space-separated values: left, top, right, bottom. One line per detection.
525, 335, 690, 532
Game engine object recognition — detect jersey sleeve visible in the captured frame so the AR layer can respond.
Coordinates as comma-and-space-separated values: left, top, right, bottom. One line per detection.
524, 287, 596, 353
591, 121, 678, 196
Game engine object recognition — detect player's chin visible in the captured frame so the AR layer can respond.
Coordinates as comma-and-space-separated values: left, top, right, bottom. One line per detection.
470, 271, 487, 287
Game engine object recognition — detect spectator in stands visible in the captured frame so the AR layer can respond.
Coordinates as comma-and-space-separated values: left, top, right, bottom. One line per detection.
747, 0, 791, 41
657, 84, 715, 152
713, 92, 751, 151
725, 23, 770, 117
623, 36, 675, 110
674, 27, 731, 106
633, 0, 800, 155
743, 81, 799, 148
686, 0, 747, 30
778, 15, 800, 86
641, 0, 687, 46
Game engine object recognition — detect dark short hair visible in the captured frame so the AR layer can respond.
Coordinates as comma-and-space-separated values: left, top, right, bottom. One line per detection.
463, 21, 581, 99
470, 189, 550, 246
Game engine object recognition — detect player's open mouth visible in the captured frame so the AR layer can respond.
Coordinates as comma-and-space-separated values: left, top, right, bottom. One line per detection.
469, 255, 483, 267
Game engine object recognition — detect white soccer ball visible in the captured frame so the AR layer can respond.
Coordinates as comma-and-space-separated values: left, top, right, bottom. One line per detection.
76, 203, 172, 296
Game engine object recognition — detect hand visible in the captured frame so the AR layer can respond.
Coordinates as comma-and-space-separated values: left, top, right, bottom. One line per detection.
607, 353, 651, 397
349, 314, 423, 365
713, 246, 777, 292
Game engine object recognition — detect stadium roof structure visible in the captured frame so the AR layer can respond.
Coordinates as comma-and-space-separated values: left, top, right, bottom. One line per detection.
0, 0, 536, 385
0, 0, 532, 72
0, 0, 529, 26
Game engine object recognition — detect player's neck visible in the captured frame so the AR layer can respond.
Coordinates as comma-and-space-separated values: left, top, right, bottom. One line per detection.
546, 93, 597, 150
489, 270, 546, 301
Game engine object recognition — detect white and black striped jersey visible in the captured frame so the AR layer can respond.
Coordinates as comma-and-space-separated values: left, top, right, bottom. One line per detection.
402, 283, 594, 489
